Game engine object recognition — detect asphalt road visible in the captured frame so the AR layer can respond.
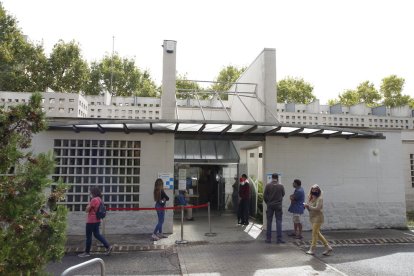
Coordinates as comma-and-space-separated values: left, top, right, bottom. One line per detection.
320, 243, 414, 276
46, 249, 181, 275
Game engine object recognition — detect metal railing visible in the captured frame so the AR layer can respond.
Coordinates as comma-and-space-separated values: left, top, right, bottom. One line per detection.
61, 258, 106, 276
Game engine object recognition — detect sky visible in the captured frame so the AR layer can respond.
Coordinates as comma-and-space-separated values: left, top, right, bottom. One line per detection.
2, 0, 414, 104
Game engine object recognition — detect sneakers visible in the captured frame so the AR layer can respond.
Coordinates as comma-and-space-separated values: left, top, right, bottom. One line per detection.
322, 245, 333, 256
157, 233, 168, 239
306, 246, 315, 255
78, 252, 90, 258
105, 245, 113, 256
276, 239, 286, 244
151, 233, 160, 241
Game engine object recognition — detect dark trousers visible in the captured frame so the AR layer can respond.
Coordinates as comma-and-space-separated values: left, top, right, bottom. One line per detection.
239, 198, 249, 223
85, 222, 110, 253
266, 205, 283, 241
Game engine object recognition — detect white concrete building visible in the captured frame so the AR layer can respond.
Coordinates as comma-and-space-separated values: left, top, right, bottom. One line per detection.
1, 40, 410, 235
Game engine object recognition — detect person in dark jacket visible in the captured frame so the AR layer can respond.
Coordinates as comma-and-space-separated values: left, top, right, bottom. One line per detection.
238, 174, 250, 225
152, 178, 169, 241
264, 173, 285, 243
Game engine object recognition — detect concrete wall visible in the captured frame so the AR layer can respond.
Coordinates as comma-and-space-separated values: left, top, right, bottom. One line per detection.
229, 49, 276, 123
402, 131, 414, 212
32, 130, 175, 235
262, 131, 407, 230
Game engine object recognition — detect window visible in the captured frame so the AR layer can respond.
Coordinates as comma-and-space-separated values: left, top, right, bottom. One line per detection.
52, 139, 141, 211
411, 154, 414, 188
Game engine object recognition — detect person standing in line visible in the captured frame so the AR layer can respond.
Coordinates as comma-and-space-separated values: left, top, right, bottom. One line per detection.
78, 186, 112, 257
288, 179, 305, 239
238, 174, 250, 225
152, 178, 170, 241
232, 175, 239, 215
177, 190, 194, 221
263, 173, 285, 243
304, 184, 333, 255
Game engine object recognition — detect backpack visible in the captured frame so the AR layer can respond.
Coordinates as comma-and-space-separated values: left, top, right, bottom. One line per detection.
96, 200, 107, 220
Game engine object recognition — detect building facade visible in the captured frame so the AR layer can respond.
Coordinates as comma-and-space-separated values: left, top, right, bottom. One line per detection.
1, 40, 410, 235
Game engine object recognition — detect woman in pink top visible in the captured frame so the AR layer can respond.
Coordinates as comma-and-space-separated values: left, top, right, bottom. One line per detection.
78, 186, 112, 257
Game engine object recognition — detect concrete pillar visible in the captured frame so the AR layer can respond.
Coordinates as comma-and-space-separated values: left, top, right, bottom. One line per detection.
263, 49, 277, 122
161, 40, 177, 119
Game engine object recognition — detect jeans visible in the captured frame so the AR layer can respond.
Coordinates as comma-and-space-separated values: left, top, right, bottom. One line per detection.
266, 205, 283, 241
311, 223, 328, 247
153, 202, 165, 234
85, 222, 110, 253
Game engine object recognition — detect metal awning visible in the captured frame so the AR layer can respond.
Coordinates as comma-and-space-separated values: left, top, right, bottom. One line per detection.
47, 118, 385, 141
175, 140, 240, 163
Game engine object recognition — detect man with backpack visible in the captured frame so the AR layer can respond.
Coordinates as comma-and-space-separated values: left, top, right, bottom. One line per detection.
78, 186, 113, 257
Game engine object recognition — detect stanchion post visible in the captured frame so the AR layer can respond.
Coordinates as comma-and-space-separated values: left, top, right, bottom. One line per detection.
175, 206, 188, 244
205, 202, 217, 237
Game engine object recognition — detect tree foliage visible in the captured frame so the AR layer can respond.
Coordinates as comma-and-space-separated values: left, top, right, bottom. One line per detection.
277, 77, 316, 104
0, 93, 68, 274
47, 40, 89, 93
211, 65, 246, 92
85, 54, 158, 97
338, 89, 360, 106
380, 75, 410, 108
333, 82, 381, 107
0, 4, 48, 92
176, 74, 204, 99
329, 76, 411, 107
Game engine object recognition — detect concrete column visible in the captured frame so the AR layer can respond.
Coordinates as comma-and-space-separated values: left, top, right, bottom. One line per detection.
263, 49, 277, 122
161, 40, 177, 119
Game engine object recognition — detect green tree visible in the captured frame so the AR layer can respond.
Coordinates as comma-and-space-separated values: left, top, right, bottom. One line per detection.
338, 89, 360, 106
0, 93, 68, 274
47, 40, 89, 93
330, 81, 382, 106
85, 54, 158, 97
211, 65, 246, 91
210, 65, 246, 100
277, 77, 316, 104
0, 4, 48, 92
176, 73, 203, 99
380, 75, 410, 107
355, 81, 381, 106
327, 98, 339, 106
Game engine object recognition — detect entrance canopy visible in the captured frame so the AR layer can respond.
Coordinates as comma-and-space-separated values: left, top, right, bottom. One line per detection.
48, 118, 385, 141
175, 140, 239, 163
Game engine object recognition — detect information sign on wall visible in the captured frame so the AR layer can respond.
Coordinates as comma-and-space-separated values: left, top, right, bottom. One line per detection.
158, 172, 174, 190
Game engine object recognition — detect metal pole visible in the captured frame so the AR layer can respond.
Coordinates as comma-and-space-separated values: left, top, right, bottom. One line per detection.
110, 36, 114, 95
205, 202, 217, 237
175, 206, 188, 244
61, 258, 106, 276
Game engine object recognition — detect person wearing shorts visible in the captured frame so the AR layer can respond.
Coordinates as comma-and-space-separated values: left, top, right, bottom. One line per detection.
288, 179, 305, 239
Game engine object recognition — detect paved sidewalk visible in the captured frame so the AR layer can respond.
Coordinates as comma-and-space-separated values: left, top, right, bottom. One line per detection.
64, 212, 414, 275
66, 212, 414, 253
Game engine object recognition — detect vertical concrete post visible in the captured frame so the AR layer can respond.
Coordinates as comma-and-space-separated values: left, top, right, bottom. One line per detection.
161, 40, 177, 120
262, 49, 277, 122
